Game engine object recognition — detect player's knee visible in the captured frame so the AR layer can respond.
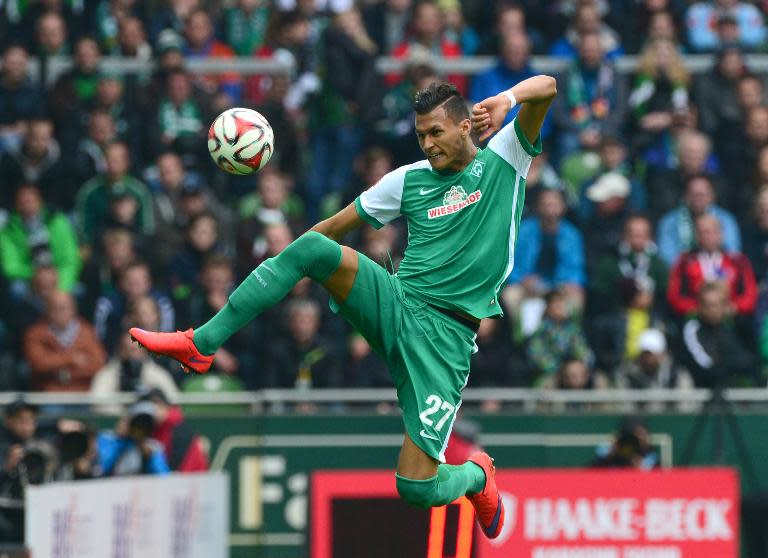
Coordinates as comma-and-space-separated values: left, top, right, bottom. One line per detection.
396, 475, 438, 509
289, 231, 342, 282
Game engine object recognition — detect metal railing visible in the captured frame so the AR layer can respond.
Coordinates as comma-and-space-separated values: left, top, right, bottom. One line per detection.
3, 387, 767, 410
25, 53, 768, 86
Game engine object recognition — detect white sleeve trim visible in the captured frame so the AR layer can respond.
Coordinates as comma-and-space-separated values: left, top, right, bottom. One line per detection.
358, 160, 429, 226
487, 118, 535, 179
683, 320, 714, 369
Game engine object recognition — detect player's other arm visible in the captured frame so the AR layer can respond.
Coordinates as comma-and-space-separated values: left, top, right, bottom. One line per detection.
471, 75, 557, 143
310, 203, 365, 242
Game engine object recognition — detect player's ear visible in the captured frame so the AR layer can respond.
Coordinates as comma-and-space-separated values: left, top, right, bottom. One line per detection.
459, 117, 471, 138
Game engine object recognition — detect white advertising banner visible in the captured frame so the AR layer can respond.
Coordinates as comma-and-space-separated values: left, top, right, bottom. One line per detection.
25, 472, 229, 558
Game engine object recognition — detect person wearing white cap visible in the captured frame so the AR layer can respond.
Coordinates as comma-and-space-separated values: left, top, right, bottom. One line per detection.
615, 328, 695, 411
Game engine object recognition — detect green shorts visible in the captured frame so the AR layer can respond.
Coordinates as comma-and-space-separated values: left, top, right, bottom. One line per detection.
330, 252, 477, 462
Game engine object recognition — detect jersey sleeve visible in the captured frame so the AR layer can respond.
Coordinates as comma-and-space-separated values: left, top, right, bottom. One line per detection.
354, 165, 407, 229
487, 117, 542, 179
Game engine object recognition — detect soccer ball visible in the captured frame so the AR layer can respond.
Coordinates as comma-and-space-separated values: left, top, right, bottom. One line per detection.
207, 108, 274, 175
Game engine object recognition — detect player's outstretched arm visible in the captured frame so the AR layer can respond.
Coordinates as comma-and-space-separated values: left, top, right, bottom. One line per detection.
310, 203, 365, 241
471, 75, 557, 144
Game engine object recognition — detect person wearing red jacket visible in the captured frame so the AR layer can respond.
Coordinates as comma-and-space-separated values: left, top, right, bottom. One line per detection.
137, 388, 209, 472
667, 214, 758, 317
387, 1, 466, 94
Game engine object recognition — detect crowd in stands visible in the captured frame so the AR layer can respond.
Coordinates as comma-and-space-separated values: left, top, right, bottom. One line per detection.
2, 0, 768, 402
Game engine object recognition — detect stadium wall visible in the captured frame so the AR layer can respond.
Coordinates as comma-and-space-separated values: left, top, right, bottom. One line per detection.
169, 411, 768, 558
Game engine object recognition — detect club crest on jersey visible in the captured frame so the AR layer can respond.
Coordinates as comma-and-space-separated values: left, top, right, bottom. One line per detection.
470, 160, 484, 178
427, 185, 482, 219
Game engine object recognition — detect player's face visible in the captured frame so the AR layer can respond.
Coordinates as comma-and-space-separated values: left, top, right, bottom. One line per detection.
415, 107, 470, 171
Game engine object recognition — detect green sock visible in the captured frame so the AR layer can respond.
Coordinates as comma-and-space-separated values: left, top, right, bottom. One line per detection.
395, 462, 486, 508
194, 232, 343, 355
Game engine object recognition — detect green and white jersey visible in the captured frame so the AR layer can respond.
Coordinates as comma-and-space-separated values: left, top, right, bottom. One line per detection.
354, 118, 542, 319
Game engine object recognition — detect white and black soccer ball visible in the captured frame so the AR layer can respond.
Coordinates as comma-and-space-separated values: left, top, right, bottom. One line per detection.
207, 108, 274, 175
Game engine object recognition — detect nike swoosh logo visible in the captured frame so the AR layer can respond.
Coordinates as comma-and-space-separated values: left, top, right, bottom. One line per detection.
262, 264, 277, 276
189, 355, 209, 364
419, 429, 440, 441
420, 187, 441, 195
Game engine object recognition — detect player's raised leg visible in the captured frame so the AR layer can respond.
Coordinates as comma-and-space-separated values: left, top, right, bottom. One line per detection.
395, 434, 504, 538
130, 206, 365, 372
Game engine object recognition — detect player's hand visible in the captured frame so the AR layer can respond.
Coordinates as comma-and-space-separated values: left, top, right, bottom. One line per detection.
472, 94, 512, 142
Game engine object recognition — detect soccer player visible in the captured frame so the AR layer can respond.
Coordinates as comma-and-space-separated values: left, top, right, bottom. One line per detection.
130, 75, 556, 538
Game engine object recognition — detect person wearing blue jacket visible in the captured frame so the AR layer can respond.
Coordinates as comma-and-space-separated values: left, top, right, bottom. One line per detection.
505, 188, 587, 323
470, 32, 551, 141
96, 402, 169, 476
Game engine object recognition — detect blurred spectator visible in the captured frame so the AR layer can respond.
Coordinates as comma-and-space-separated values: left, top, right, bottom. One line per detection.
505, 189, 586, 327
307, 7, 378, 221
116, 16, 151, 59
23, 291, 106, 392
0, 118, 74, 212
527, 290, 592, 387
33, 11, 69, 56
549, 1, 623, 59
685, 0, 765, 52
167, 212, 225, 302
95, 402, 170, 476
0, 45, 46, 152
93, 0, 145, 53
0, 400, 52, 542
137, 29, 188, 114
574, 137, 645, 219
553, 357, 607, 392
441, 0, 479, 55
178, 255, 256, 384
628, 38, 690, 157
343, 332, 391, 387
149, 0, 199, 42
151, 69, 205, 161
375, 62, 438, 165
591, 417, 658, 468
76, 142, 154, 247
6, 265, 60, 356
82, 73, 142, 162
591, 214, 668, 316
263, 298, 341, 388
468, 316, 520, 387
681, 282, 758, 387
743, 186, 768, 280
91, 331, 180, 413
93, 260, 174, 352
246, 10, 317, 107
223, 0, 270, 56
657, 174, 740, 265
471, 33, 542, 136
614, 329, 695, 408
238, 166, 306, 226
49, 37, 102, 145
722, 104, 768, 215
552, 30, 626, 162
80, 228, 137, 317
694, 44, 747, 161
625, 1, 684, 54
182, 8, 241, 102
249, 73, 302, 177
0, 185, 81, 294
667, 214, 757, 317
591, 276, 665, 375
73, 109, 116, 183
389, 0, 466, 94
137, 387, 209, 472
363, 0, 412, 54
580, 173, 635, 272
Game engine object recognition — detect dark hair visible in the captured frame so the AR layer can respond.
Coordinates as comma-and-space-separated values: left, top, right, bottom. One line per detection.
413, 81, 469, 123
